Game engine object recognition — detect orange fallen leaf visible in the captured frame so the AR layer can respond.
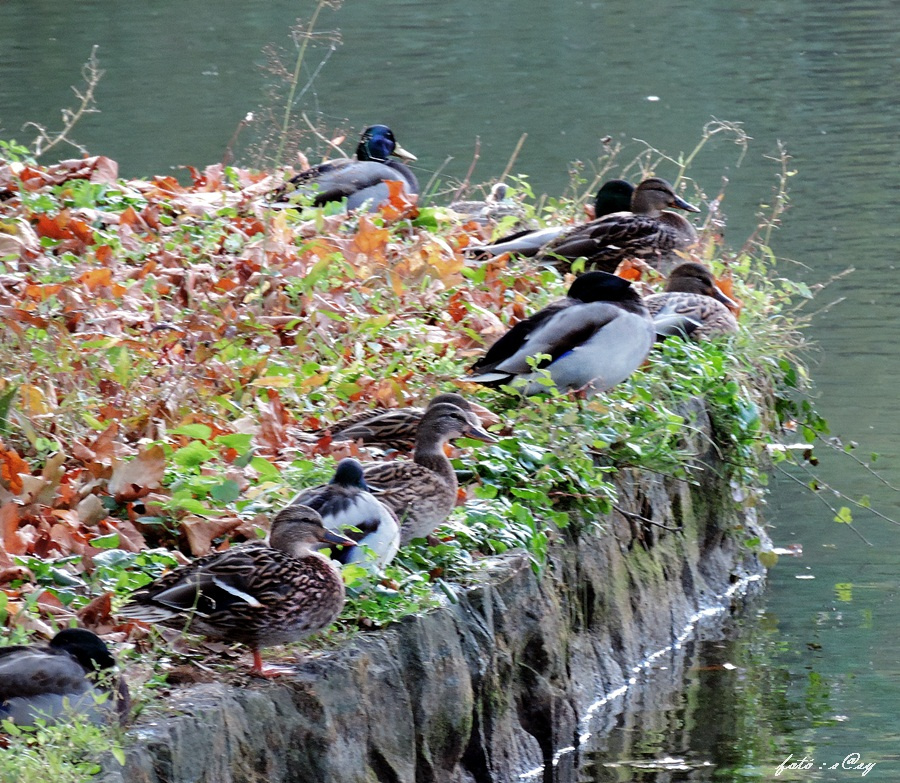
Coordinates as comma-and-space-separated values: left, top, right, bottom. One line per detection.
1, 504, 25, 556
0, 447, 29, 495
351, 216, 390, 258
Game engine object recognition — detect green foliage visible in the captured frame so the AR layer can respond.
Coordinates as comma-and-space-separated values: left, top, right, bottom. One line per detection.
0, 713, 125, 783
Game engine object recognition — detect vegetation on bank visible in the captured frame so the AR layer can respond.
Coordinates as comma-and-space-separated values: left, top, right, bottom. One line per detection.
0, 130, 808, 637
0, 119, 826, 779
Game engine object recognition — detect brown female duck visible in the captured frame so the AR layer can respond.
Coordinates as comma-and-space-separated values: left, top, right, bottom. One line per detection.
119, 506, 354, 675
646, 262, 739, 341
535, 177, 701, 274
317, 392, 483, 451
362, 403, 496, 544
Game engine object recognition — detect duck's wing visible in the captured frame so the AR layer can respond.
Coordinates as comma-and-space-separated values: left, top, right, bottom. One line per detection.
470, 300, 620, 382
324, 407, 388, 436
119, 544, 271, 623
466, 226, 569, 259
539, 213, 697, 273
330, 408, 424, 449
468, 299, 573, 381
0, 649, 90, 702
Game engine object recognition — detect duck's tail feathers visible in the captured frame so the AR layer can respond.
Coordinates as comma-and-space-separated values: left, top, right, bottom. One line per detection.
466, 370, 514, 386
653, 314, 702, 341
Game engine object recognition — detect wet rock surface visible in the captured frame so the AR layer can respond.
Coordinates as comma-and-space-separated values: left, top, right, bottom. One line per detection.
103, 400, 766, 783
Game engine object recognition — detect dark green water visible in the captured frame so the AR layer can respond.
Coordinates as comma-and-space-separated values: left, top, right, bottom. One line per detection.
3, 1, 899, 779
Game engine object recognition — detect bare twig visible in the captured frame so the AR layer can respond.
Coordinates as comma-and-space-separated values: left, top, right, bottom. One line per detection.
498, 133, 528, 184
452, 136, 481, 201
613, 504, 682, 532
25, 45, 103, 158
301, 112, 347, 158
774, 464, 874, 545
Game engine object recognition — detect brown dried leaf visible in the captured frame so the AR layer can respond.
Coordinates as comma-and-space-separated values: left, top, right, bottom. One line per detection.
77, 592, 113, 628
108, 444, 166, 501
0, 504, 24, 556
182, 516, 242, 557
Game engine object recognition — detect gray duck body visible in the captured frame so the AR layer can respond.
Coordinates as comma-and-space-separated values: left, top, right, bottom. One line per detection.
467, 271, 655, 397
290, 458, 400, 570
0, 628, 124, 726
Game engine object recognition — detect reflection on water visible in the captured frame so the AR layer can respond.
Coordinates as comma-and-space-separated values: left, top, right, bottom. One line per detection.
3, 0, 900, 780
568, 603, 862, 783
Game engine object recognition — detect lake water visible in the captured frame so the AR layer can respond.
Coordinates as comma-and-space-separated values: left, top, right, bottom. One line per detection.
3, 0, 899, 779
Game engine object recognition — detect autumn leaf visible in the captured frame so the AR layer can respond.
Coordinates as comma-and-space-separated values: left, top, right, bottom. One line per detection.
0, 503, 25, 555
715, 273, 743, 316
379, 179, 419, 221
77, 592, 113, 627
182, 515, 243, 557
351, 216, 390, 259
0, 447, 29, 494
108, 444, 166, 501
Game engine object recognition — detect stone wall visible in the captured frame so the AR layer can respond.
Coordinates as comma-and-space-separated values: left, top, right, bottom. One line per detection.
102, 398, 766, 783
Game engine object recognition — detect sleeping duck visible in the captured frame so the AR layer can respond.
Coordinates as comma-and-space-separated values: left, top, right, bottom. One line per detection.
448, 182, 528, 227
0, 628, 127, 726
466, 271, 655, 397
535, 177, 701, 274
290, 458, 400, 571
362, 403, 497, 545
278, 124, 418, 212
119, 506, 354, 676
647, 262, 739, 340
311, 392, 486, 452
466, 179, 635, 259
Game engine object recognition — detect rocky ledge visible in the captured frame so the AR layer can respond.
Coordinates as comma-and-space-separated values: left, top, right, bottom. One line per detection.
102, 398, 766, 783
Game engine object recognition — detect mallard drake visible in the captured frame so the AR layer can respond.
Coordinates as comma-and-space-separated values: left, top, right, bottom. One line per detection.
647, 262, 739, 340
290, 458, 400, 571
362, 403, 497, 545
466, 271, 655, 397
535, 177, 701, 274
0, 628, 127, 726
119, 506, 354, 676
278, 125, 418, 211
466, 179, 635, 259
315, 392, 483, 451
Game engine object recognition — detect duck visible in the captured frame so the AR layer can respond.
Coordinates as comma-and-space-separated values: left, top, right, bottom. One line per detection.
277, 125, 418, 212
362, 403, 497, 545
118, 506, 355, 676
289, 458, 400, 571
0, 628, 128, 726
646, 262, 739, 341
313, 392, 485, 452
448, 182, 528, 227
466, 179, 635, 259
466, 271, 655, 397
535, 177, 701, 275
